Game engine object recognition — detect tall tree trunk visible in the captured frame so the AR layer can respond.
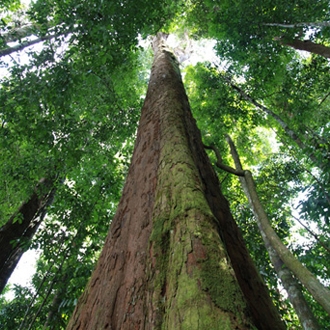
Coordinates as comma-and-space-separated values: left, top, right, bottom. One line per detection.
0, 178, 55, 293
281, 38, 330, 59
226, 135, 320, 330
66, 36, 284, 330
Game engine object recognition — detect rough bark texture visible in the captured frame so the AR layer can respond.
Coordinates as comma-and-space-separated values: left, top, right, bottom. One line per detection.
283, 38, 330, 59
67, 37, 284, 329
0, 178, 54, 293
226, 135, 320, 330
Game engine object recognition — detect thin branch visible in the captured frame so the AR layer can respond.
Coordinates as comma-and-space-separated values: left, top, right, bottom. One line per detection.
224, 134, 330, 316
319, 90, 330, 106
0, 34, 56, 57
204, 144, 245, 176
220, 73, 307, 150
26, 247, 69, 330
1, 24, 40, 43
217, 70, 328, 169
289, 212, 330, 254
0, 28, 73, 58
205, 137, 330, 317
264, 22, 330, 29
18, 253, 59, 330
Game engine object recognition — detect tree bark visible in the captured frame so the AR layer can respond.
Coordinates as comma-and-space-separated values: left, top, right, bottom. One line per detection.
282, 38, 330, 59
66, 36, 284, 330
270, 254, 320, 330
226, 135, 320, 330
0, 178, 55, 293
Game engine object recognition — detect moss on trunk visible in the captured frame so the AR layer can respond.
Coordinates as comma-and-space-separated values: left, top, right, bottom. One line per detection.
146, 44, 251, 329
67, 36, 284, 330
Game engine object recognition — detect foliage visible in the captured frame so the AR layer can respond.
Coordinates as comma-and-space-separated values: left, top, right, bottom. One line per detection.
1, 0, 330, 328
183, 22, 330, 323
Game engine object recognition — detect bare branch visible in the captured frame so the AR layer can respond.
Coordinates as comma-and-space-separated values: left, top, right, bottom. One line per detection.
204, 143, 245, 176
264, 22, 330, 29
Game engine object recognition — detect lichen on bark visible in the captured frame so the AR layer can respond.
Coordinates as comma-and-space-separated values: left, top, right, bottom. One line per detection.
67, 34, 284, 330
146, 36, 254, 329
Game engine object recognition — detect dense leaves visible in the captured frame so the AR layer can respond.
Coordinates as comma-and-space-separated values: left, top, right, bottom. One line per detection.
1, 0, 330, 328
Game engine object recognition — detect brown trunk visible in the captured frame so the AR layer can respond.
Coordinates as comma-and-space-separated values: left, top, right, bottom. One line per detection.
67, 36, 284, 329
0, 178, 54, 293
282, 38, 330, 59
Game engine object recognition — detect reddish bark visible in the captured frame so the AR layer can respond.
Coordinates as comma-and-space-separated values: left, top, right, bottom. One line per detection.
67, 38, 284, 329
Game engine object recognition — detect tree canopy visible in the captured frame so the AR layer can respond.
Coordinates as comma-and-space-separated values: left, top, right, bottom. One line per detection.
0, 0, 329, 328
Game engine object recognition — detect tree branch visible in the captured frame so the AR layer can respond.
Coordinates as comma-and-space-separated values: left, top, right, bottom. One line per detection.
220, 73, 307, 150
0, 34, 56, 57
319, 90, 330, 106
1, 24, 40, 43
264, 22, 330, 29
218, 71, 328, 169
289, 212, 330, 254
204, 144, 245, 176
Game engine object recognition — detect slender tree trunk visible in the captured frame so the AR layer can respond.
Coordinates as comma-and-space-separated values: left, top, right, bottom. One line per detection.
0, 178, 54, 293
226, 135, 320, 330
66, 36, 284, 330
281, 38, 330, 59
24, 249, 69, 330
222, 135, 330, 316
43, 289, 66, 330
